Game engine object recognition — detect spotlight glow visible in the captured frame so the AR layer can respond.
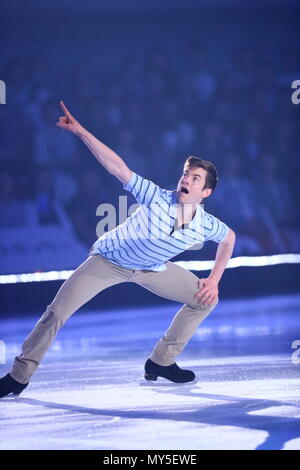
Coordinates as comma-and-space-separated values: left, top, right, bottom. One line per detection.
0, 254, 299, 284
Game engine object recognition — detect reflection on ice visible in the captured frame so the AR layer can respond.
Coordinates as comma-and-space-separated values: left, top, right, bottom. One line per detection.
1, 294, 300, 450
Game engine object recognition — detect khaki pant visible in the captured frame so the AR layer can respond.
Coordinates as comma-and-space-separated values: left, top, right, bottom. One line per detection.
10, 254, 218, 384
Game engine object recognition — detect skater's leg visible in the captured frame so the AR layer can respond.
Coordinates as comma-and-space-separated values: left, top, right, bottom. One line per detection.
134, 262, 218, 366
10, 255, 130, 384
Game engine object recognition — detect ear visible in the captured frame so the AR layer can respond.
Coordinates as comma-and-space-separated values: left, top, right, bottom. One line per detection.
202, 188, 212, 199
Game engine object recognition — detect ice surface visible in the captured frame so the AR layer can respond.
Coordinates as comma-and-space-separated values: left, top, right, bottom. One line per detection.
0, 294, 300, 450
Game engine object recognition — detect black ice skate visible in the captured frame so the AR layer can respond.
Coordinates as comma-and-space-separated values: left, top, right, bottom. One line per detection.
0, 374, 29, 398
144, 358, 195, 383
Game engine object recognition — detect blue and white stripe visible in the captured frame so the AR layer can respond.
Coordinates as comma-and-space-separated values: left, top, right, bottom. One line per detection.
90, 172, 229, 271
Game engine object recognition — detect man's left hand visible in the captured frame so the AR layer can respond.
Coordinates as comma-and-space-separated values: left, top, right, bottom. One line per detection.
193, 277, 219, 306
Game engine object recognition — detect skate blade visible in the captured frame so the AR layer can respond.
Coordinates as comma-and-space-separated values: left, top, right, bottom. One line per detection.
139, 378, 197, 387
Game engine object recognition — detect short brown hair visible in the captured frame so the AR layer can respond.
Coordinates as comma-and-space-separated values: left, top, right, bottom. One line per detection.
184, 156, 218, 192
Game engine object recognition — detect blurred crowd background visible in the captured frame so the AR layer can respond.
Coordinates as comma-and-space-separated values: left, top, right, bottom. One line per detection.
1, 1, 300, 273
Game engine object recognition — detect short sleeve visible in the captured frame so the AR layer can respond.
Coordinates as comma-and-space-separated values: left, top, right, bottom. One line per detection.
205, 213, 230, 243
123, 172, 163, 207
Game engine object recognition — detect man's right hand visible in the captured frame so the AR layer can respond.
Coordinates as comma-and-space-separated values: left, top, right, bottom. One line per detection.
56, 101, 85, 136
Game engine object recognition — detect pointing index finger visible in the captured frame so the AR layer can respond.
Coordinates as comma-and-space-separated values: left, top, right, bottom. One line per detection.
60, 100, 71, 118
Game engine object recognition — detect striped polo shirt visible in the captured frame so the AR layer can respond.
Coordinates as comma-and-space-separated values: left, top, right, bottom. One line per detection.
90, 172, 229, 271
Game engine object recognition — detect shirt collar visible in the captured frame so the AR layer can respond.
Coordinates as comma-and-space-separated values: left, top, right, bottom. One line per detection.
170, 190, 204, 228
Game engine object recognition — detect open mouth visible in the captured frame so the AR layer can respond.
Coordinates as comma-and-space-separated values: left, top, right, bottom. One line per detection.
180, 187, 189, 194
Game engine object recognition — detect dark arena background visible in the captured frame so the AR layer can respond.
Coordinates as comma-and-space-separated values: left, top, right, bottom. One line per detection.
0, 0, 300, 453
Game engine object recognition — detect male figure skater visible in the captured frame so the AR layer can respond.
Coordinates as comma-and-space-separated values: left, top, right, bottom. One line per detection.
0, 102, 235, 398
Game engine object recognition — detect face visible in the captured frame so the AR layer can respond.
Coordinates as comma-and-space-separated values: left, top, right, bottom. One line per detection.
176, 166, 212, 205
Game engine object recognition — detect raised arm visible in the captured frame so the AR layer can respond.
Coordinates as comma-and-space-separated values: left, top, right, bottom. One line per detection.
56, 101, 132, 184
